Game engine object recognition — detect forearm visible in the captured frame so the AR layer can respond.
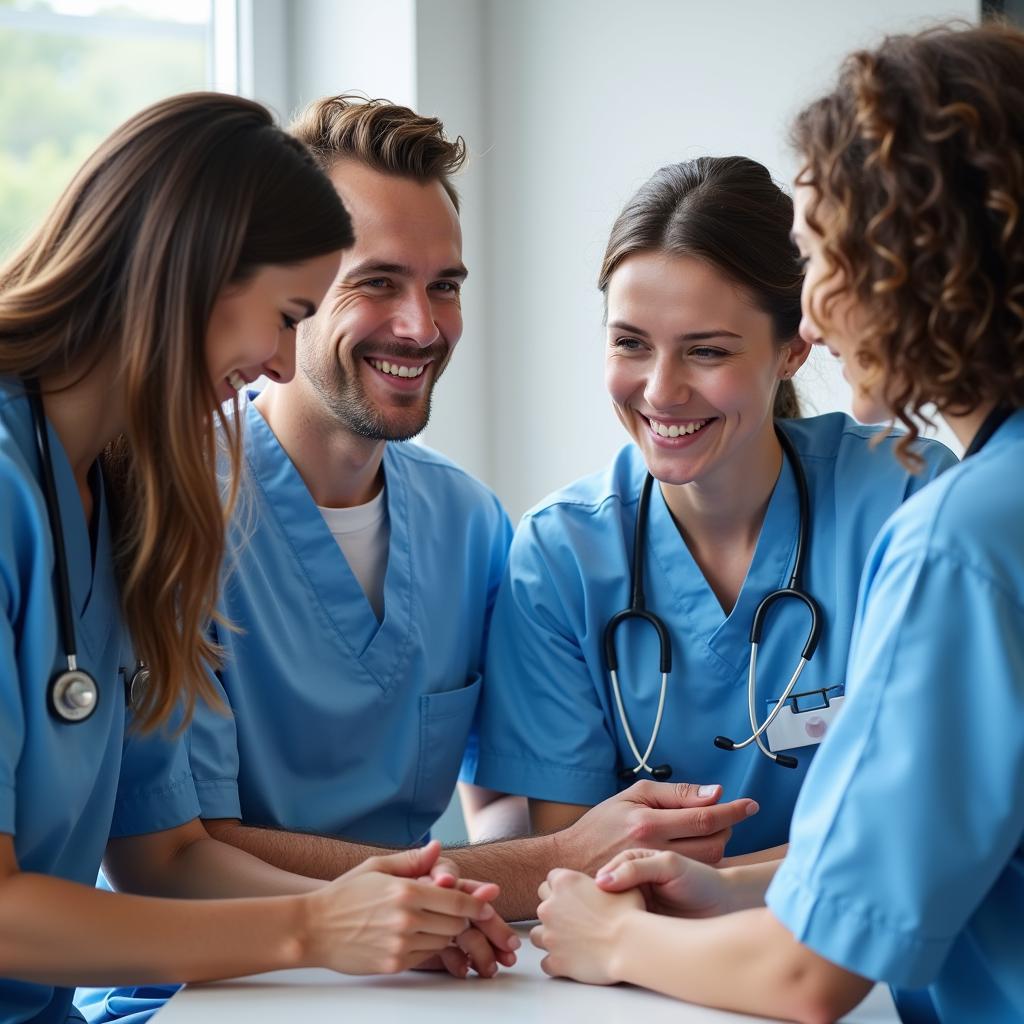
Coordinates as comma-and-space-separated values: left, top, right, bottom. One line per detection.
209, 818, 559, 921
0, 872, 305, 988
721, 841, 788, 868
204, 819, 387, 880
715, 859, 782, 911
611, 908, 869, 1022
444, 833, 560, 921
459, 784, 531, 842
148, 833, 325, 898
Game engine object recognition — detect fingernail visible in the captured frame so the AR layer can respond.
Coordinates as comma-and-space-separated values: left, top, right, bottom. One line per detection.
698, 784, 719, 797
508, 935, 521, 950
596, 871, 615, 884
746, 801, 760, 817
477, 903, 495, 920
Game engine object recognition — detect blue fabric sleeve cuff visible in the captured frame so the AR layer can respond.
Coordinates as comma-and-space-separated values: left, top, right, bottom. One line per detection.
194, 777, 242, 821
473, 750, 617, 805
0, 781, 13, 835
108, 770, 201, 838
766, 859, 952, 988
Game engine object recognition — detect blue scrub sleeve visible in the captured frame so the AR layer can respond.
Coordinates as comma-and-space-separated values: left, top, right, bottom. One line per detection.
109, 697, 201, 837
185, 665, 243, 820
0, 466, 36, 836
767, 546, 1024, 987
0, 604, 22, 835
473, 516, 620, 805
459, 505, 514, 785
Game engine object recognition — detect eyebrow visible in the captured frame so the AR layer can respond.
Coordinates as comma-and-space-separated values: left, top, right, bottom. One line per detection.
343, 260, 469, 280
607, 320, 742, 342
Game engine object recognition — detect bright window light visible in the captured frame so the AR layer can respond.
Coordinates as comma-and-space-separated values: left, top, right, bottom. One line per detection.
0, 0, 215, 258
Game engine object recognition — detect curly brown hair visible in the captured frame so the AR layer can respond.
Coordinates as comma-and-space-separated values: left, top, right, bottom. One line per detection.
792, 22, 1024, 463
289, 93, 467, 210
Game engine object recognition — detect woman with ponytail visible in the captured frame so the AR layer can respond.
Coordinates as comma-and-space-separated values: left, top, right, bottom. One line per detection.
472, 156, 954, 864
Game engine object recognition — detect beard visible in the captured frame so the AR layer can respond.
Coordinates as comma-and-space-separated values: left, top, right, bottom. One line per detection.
300, 327, 452, 442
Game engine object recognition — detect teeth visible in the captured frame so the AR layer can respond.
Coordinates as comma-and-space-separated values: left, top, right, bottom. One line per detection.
228, 371, 246, 391
369, 358, 426, 379
649, 418, 709, 438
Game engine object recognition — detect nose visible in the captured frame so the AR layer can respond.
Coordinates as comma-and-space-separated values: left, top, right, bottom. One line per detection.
644, 353, 691, 410
392, 290, 441, 348
260, 325, 298, 385
799, 312, 823, 348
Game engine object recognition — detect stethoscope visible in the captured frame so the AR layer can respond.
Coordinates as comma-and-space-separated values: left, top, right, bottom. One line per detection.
604, 424, 822, 779
28, 385, 148, 724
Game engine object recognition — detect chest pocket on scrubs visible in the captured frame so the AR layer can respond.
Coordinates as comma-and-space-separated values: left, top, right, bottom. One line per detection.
410, 674, 482, 842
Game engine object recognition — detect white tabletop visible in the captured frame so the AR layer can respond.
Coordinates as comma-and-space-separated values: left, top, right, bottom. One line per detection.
155, 926, 900, 1023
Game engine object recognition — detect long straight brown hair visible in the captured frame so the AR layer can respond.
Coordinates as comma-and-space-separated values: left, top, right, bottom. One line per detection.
0, 93, 353, 730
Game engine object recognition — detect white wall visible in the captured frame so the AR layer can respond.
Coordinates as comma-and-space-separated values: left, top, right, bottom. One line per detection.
477, 0, 974, 517
244, 0, 977, 515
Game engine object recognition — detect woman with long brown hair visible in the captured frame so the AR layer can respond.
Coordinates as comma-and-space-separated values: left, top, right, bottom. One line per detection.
0, 93, 501, 1024
473, 155, 953, 865
531, 22, 1024, 1023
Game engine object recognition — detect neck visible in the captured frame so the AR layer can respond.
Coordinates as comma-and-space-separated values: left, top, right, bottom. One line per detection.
39, 359, 124, 493
660, 421, 783, 551
942, 400, 999, 452
255, 378, 386, 508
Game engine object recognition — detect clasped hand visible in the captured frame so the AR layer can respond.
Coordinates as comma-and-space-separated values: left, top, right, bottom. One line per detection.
306, 839, 518, 978
531, 849, 735, 984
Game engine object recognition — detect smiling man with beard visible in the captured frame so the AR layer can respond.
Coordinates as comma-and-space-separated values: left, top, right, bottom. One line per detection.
84, 93, 761, 1024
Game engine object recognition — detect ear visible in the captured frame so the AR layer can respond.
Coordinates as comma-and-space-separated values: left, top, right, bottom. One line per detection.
779, 333, 812, 379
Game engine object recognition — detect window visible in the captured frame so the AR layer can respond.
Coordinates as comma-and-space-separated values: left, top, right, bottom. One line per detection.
0, 0, 214, 258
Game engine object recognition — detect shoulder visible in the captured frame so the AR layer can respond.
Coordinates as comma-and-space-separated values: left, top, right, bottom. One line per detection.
0, 390, 50, 605
511, 445, 645, 564
779, 412, 955, 471
386, 440, 508, 525
524, 444, 646, 523
878, 428, 1021, 584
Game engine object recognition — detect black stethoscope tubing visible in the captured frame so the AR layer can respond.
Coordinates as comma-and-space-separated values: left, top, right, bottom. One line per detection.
604, 423, 823, 779
28, 385, 101, 723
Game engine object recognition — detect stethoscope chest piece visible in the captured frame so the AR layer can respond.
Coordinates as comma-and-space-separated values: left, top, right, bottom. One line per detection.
49, 667, 99, 723
125, 663, 150, 711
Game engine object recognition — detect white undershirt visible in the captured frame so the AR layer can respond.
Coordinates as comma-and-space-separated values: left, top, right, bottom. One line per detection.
317, 485, 390, 622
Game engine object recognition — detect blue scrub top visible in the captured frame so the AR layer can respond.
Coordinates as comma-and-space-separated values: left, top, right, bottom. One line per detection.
472, 414, 956, 855
0, 381, 199, 1024
187, 397, 512, 846
767, 410, 1024, 1022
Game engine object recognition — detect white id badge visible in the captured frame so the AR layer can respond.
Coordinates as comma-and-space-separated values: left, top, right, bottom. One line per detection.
765, 687, 846, 752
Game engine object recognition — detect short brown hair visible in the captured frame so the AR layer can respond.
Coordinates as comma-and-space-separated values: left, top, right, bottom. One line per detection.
289, 94, 467, 210
792, 22, 1024, 461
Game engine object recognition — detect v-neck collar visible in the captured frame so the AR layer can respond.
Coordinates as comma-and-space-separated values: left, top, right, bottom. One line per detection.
646, 447, 801, 682
243, 400, 415, 693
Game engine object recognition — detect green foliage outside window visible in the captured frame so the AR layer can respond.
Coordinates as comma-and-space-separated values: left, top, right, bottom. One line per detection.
0, 0, 208, 259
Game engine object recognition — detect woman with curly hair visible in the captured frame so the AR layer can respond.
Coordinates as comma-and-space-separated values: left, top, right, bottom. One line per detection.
530, 22, 1024, 1023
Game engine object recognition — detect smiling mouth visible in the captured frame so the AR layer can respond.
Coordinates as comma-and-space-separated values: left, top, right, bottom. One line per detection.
645, 415, 715, 439
367, 357, 428, 379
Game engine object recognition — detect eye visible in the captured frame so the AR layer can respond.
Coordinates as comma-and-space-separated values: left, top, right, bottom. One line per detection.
280, 313, 298, 331
432, 280, 461, 294
611, 336, 644, 351
690, 346, 729, 360
363, 278, 393, 289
